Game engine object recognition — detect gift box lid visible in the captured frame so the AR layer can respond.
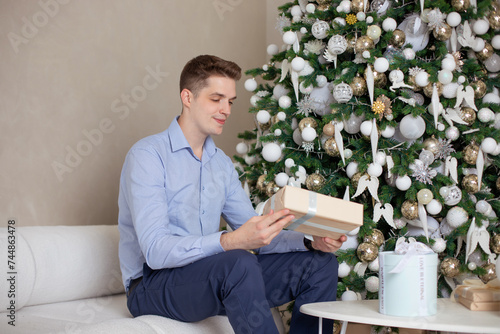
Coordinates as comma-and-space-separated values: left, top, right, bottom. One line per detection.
263, 186, 363, 239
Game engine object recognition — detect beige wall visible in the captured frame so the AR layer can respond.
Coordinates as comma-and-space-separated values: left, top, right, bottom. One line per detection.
0, 0, 279, 227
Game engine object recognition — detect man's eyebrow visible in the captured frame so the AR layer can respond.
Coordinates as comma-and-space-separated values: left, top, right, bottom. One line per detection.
210, 92, 237, 100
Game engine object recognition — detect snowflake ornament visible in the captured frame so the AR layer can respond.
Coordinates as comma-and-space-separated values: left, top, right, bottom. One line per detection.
296, 95, 316, 116
276, 13, 291, 34
434, 138, 456, 160
410, 159, 437, 185
408, 67, 424, 76
304, 40, 325, 55
302, 141, 315, 153
426, 8, 447, 29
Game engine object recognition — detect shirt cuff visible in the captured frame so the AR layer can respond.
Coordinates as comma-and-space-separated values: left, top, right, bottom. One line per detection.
202, 231, 226, 256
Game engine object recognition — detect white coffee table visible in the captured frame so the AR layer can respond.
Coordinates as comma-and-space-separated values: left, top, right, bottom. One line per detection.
300, 299, 500, 334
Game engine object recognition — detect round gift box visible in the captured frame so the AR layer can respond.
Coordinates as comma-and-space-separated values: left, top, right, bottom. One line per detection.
379, 251, 438, 317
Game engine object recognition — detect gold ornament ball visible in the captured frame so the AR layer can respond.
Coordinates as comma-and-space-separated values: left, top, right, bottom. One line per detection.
363, 229, 385, 247
345, 35, 357, 53
299, 117, 318, 131
462, 174, 479, 194
350, 76, 367, 96
479, 263, 497, 283
355, 36, 375, 53
423, 82, 443, 98
423, 136, 440, 155
351, 172, 363, 189
351, 0, 366, 13
440, 257, 461, 278
357, 242, 379, 262
451, 0, 470, 11
258, 120, 271, 131
305, 173, 326, 192
488, 11, 500, 30
271, 115, 280, 125
460, 107, 476, 126
257, 174, 269, 192
497, 176, 500, 191
471, 80, 487, 99
389, 29, 406, 48
408, 75, 422, 92
266, 181, 280, 197
365, 70, 387, 88
491, 234, 500, 254
323, 123, 335, 137
463, 142, 480, 165
323, 137, 340, 157
401, 200, 419, 220
333, 322, 341, 334
477, 43, 494, 62
433, 24, 452, 41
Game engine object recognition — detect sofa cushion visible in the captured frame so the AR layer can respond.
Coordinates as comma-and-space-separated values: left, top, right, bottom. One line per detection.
0, 225, 124, 311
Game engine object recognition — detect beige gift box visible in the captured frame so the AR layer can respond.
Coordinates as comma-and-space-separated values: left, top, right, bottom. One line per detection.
262, 186, 363, 239
457, 295, 500, 311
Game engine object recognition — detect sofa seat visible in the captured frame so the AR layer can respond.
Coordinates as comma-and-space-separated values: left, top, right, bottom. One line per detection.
0, 225, 284, 333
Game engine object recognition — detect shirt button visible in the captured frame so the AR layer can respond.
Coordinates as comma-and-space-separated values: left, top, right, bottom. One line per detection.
202, 210, 205, 214
202, 186, 205, 190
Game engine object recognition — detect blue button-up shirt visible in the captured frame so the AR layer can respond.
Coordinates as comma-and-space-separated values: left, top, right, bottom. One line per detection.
118, 118, 306, 288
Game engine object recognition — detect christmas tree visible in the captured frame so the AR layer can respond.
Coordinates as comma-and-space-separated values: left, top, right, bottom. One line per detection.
235, 0, 500, 308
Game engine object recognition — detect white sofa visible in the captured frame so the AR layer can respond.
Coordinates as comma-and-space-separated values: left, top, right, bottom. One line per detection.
0, 225, 285, 333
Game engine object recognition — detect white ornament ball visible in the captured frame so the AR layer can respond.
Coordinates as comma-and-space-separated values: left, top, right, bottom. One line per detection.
236, 142, 249, 155
283, 31, 297, 45
346, 162, 359, 179
267, 44, 279, 56
276, 112, 286, 122
382, 17, 397, 31
445, 126, 460, 141
395, 175, 412, 191
441, 56, 456, 71
273, 84, 289, 99
316, 75, 328, 87
360, 120, 373, 137
365, 276, 379, 293
311, 20, 330, 39
484, 53, 500, 73
362, 51, 371, 59
472, 38, 486, 52
483, 92, 500, 104
357, 12, 366, 21
492, 35, 500, 49
337, 0, 351, 13
262, 143, 282, 162
344, 148, 353, 159
475, 200, 491, 214
274, 129, 282, 136
442, 82, 459, 99
381, 125, 395, 138
338, 262, 351, 278
482, 137, 498, 154
306, 3, 316, 13
244, 78, 258, 92
426, 199, 443, 215
291, 57, 306, 72
250, 95, 260, 107
473, 19, 490, 35
301, 127, 317, 142
279, 95, 292, 109
367, 25, 382, 40
290, 5, 302, 17
415, 71, 430, 87
374, 151, 387, 166
468, 262, 477, 271
368, 258, 379, 272
299, 81, 313, 94
446, 12, 461, 27
256, 110, 271, 124
432, 238, 447, 253
341, 290, 358, 301
374, 57, 390, 73
399, 115, 426, 140
244, 154, 258, 165
438, 69, 453, 85
292, 128, 303, 146
403, 48, 416, 60
446, 206, 469, 228
333, 82, 353, 103
285, 158, 295, 168
478, 108, 494, 123
275, 172, 289, 187
368, 163, 383, 177
366, 16, 374, 24
333, 17, 346, 27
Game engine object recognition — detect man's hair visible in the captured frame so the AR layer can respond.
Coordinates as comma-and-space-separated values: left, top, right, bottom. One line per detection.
179, 55, 242, 96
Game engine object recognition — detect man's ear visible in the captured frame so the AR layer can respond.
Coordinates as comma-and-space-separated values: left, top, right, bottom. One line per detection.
180, 89, 192, 107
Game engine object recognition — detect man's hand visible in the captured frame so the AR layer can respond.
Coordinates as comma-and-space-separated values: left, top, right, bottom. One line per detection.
220, 209, 295, 251
310, 235, 347, 253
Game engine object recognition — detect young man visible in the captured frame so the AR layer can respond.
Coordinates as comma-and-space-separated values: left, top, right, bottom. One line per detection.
118, 55, 346, 334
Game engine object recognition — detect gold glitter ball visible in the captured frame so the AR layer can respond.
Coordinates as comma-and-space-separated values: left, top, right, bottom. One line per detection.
433, 24, 452, 41
491, 234, 500, 254
441, 257, 461, 278
357, 242, 379, 262
462, 174, 479, 194
463, 143, 480, 165
372, 101, 385, 114
402, 200, 419, 220
323, 137, 340, 157
305, 173, 326, 192
351, 0, 366, 13
451, 0, 470, 11
350, 75, 367, 96
299, 117, 318, 131
256, 174, 269, 192
346, 14, 358, 25
389, 29, 406, 48
363, 229, 385, 247
479, 263, 497, 283
460, 107, 476, 125
265, 181, 280, 197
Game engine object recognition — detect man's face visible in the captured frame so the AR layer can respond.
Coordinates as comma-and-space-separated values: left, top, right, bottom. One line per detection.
188, 76, 236, 137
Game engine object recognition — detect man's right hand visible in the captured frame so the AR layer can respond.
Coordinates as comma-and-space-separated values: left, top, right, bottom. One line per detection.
220, 209, 295, 251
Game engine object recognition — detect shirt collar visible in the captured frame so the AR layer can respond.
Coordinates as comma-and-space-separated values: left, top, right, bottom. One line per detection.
168, 117, 217, 160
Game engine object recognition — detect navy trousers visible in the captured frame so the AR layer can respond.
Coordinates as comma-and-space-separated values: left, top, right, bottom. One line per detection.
127, 250, 338, 334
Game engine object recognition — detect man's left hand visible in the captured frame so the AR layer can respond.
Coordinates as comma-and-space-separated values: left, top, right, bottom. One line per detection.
311, 235, 347, 253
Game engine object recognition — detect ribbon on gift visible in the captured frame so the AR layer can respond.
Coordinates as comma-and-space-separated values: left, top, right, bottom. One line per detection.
270, 191, 351, 235
451, 278, 500, 302
388, 237, 434, 274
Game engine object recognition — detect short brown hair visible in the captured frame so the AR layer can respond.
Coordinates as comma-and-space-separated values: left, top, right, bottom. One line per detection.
179, 55, 242, 96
